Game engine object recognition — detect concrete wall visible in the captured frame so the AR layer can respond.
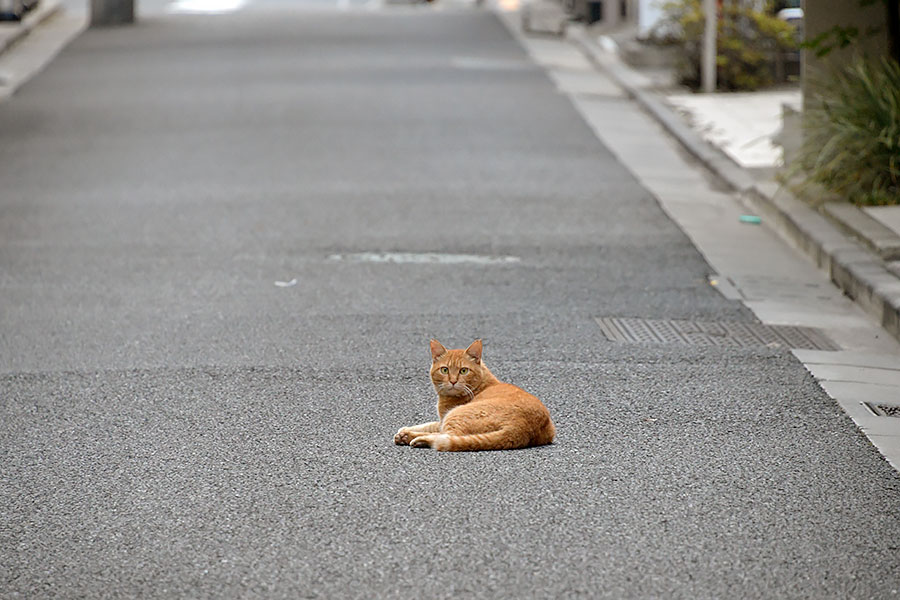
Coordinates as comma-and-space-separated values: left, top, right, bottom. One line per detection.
802, 0, 889, 103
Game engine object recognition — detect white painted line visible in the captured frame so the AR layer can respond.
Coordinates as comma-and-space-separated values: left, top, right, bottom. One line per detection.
167, 0, 247, 14
327, 252, 520, 265
451, 56, 532, 71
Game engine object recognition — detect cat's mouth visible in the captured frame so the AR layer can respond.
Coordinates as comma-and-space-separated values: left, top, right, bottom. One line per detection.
441, 383, 474, 400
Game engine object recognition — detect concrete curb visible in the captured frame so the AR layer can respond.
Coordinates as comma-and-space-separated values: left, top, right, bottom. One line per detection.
0, 0, 62, 57
566, 24, 900, 344
822, 202, 900, 262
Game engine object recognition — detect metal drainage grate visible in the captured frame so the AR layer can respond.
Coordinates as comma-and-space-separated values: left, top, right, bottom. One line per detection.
864, 403, 900, 418
594, 317, 839, 351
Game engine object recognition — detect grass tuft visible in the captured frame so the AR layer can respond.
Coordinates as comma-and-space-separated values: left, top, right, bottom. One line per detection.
800, 57, 900, 205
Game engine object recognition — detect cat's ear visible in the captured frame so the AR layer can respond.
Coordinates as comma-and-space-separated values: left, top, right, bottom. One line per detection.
465, 339, 482, 363
430, 339, 448, 361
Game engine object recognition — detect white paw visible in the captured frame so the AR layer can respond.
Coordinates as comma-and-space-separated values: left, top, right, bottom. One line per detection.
394, 428, 414, 445
410, 434, 450, 451
409, 434, 435, 448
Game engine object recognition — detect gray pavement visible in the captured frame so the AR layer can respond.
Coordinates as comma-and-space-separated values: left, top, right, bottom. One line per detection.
2, 4, 900, 599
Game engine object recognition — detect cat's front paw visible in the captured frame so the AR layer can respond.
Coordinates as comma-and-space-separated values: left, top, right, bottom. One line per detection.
394, 428, 414, 445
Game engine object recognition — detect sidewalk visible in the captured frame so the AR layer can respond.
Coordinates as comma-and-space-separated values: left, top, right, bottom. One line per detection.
662, 88, 900, 271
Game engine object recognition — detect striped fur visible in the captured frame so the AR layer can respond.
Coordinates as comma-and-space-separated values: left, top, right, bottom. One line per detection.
394, 339, 555, 452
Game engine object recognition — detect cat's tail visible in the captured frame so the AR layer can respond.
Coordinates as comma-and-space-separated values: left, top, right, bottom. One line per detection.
434, 427, 552, 452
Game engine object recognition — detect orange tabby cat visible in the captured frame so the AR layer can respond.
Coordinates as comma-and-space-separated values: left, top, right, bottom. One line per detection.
393, 339, 555, 452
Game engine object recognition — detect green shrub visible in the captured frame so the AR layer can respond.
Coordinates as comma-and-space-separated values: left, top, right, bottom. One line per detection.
800, 57, 900, 205
660, 0, 799, 91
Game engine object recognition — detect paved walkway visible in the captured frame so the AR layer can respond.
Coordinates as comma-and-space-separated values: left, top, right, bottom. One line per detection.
665, 89, 801, 170
663, 89, 900, 242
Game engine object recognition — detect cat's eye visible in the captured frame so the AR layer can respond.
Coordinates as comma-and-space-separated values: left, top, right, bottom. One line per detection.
440, 366, 449, 374
459, 367, 469, 375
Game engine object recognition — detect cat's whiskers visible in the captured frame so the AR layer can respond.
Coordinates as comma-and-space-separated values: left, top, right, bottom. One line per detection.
461, 383, 475, 402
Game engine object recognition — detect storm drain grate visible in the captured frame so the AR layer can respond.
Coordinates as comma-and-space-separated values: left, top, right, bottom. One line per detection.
594, 317, 839, 350
864, 403, 900, 418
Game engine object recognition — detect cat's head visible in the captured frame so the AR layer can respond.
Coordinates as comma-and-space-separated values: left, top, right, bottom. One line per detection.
429, 339, 485, 398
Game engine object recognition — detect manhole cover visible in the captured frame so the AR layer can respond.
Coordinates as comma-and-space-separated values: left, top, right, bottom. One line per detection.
594, 317, 839, 350
865, 403, 900, 418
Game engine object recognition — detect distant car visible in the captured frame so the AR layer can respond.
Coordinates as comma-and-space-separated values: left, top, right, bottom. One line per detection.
777, 7, 803, 24
777, 6, 803, 43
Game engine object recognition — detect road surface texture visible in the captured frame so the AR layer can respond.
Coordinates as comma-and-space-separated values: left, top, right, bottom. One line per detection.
1, 4, 899, 598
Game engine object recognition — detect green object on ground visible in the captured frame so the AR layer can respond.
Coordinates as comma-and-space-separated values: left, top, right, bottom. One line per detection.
739, 215, 762, 224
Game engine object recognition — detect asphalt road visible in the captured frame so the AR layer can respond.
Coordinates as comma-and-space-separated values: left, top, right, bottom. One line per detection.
1, 6, 899, 599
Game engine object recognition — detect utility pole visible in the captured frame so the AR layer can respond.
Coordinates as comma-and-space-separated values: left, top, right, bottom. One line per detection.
90, 0, 134, 26
702, 0, 716, 93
